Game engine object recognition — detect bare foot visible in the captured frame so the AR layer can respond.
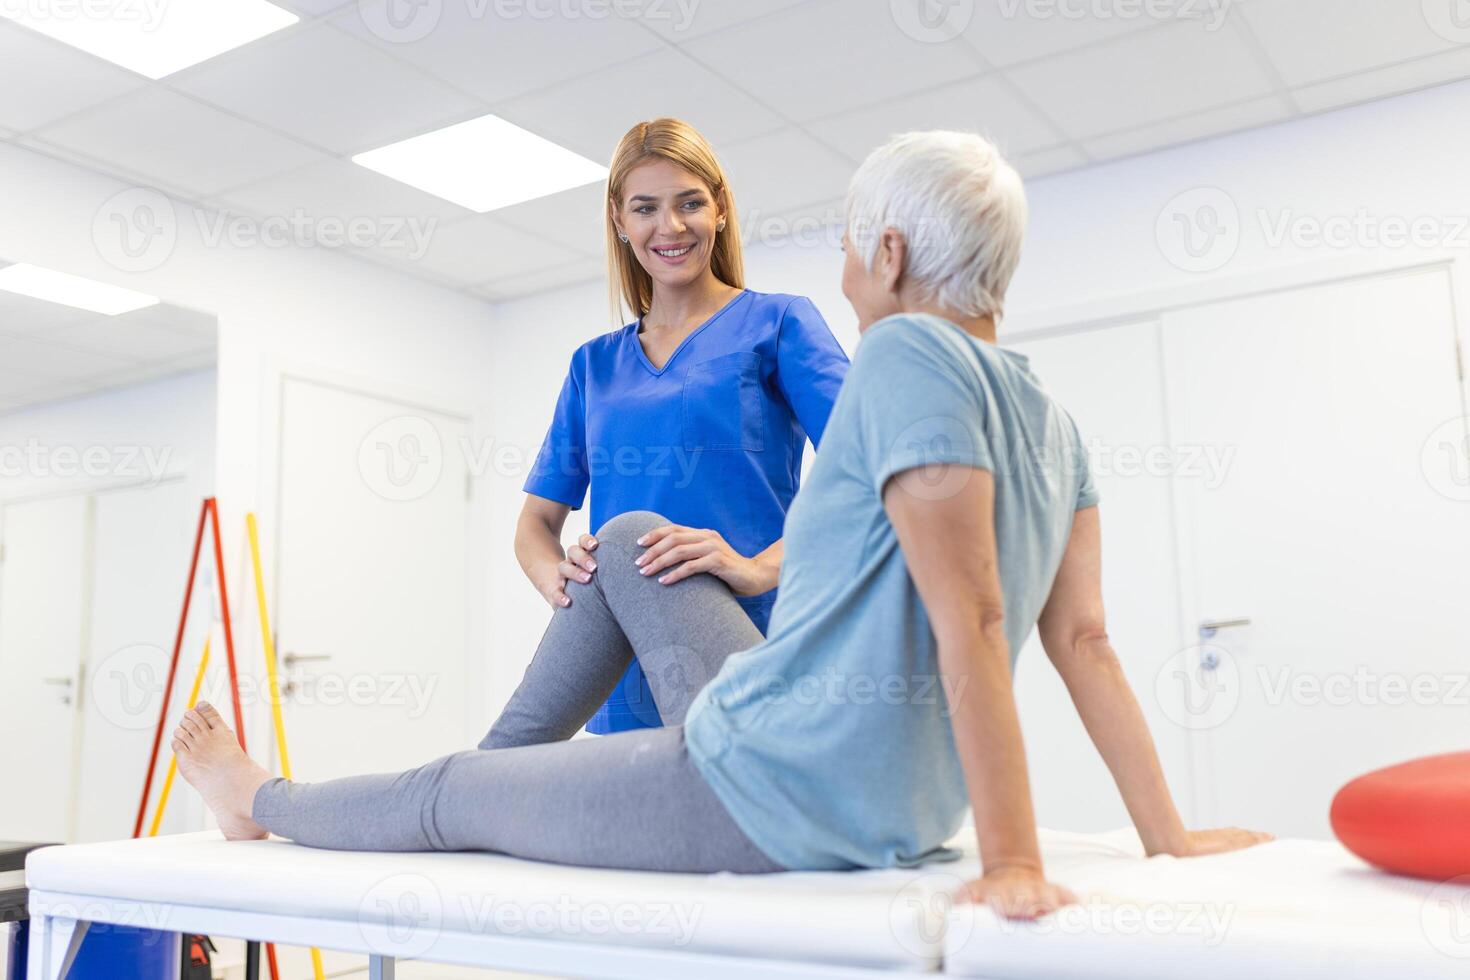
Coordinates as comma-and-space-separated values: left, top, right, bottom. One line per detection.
173, 702, 272, 841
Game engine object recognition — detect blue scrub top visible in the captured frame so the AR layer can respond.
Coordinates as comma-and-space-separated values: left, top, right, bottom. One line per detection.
524, 289, 850, 732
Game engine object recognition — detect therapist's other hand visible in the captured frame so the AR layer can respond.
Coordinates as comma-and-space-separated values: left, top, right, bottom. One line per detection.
634, 524, 776, 596
1159, 827, 1275, 858
959, 866, 1077, 921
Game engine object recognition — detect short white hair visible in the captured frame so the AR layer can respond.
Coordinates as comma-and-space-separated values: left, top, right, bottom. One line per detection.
845, 130, 1027, 319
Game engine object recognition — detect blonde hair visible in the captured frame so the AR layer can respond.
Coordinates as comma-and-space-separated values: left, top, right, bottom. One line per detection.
605, 118, 744, 323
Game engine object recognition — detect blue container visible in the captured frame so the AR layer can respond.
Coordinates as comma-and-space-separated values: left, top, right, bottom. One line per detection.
68, 924, 174, 979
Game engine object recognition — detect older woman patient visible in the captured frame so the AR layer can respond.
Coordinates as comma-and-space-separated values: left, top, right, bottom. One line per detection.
172, 130, 1270, 920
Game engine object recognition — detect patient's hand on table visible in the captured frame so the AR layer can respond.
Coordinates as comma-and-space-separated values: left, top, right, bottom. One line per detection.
173, 701, 273, 841
1158, 827, 1275, 858
958, 866, 1078, 921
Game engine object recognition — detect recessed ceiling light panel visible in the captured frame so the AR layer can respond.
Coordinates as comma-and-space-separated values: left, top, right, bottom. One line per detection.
0, 263, 160, 315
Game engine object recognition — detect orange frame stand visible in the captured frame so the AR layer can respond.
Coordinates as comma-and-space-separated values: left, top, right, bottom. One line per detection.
132, 497, 279, 980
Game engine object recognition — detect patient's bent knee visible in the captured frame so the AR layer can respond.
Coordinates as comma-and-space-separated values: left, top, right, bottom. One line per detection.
595, 510, 669, 546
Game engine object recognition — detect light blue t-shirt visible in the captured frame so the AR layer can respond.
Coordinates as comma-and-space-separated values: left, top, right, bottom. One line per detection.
684, 313, 1099, 871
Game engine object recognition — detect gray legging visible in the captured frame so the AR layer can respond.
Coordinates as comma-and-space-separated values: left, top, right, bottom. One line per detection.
250, 510, 785, 874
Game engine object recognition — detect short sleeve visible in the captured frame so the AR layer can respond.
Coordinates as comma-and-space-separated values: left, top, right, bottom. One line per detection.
1067, 413, 1099, 510
852, 320, 993, 496
774, 296, 850, 447
522, 353, 590, 509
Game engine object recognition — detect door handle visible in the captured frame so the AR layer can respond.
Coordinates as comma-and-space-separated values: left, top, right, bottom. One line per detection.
283, 652, 331, 667
42, 676, 74, 686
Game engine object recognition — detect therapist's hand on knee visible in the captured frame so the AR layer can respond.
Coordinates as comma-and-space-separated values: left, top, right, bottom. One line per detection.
558, 534, 600, 587
633, 524, 776, 596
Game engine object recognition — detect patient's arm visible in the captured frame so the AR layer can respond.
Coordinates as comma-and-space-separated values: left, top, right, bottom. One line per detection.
884, 465, 1075, 921
1037, 506, 1273, 857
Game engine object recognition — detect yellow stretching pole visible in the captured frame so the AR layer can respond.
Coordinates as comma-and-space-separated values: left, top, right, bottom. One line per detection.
246, 512, 326, 980
149, 636, 211, 837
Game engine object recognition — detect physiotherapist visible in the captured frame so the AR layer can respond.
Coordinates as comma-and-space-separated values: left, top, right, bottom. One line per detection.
515, 117, 850, 734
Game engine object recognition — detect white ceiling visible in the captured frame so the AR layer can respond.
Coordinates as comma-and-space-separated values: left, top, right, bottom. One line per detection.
0, 262, 217, 414
2, 0, 1469, 303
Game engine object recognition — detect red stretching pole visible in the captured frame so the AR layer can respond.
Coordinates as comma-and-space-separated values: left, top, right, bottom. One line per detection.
206, 498, 247, 748
133, 499, 210, 838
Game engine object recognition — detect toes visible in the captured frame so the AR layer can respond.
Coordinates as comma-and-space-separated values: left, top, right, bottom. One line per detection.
173, 728, 193, 750
179, 713, 203, 738
195, 702, 221, 729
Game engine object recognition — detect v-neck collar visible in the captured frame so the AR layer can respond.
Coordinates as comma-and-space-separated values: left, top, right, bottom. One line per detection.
629, 288, 750, 376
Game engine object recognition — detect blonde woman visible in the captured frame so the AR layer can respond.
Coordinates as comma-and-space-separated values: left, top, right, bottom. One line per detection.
504, 118, 850, 736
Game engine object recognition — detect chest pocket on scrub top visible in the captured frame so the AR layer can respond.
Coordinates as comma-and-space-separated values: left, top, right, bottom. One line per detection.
681, 351, 765, 452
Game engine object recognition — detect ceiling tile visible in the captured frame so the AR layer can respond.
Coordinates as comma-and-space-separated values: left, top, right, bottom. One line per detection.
30, 88, 329, 197
0, 332, 137, 379
495, 48, 787, 162
959, 0, 1189, 67
1082, 94, 1291, 161
215, 157, 475, 226
0, 290, 98, 335
492, 182, 609, 257
368, 215, 581, 284
47, 317, 217, 361
1012, 143, 1089, 178
478, 256, 607, 300
271, 0, 356, 15
333, 0, 664, 104
719, 129, 855, 218
637, 0, 814, 42
1006, 18, 1276, 140
1239, 0, 1461, 88
1291, 43, 1470, 115
682, 0, 984, 121
0, 22, 147, 132
804, 74, 1060, 161
169, 23, 484, 155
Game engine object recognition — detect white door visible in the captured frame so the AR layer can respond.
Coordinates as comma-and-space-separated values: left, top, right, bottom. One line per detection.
0, 494, 90, 841
1161, 267, 1470, 839
1009, 320, 1199, 832
74, 479, 195, 842
274, 379, 471, 779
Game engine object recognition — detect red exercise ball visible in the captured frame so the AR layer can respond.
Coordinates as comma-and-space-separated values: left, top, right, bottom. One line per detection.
1330, 751, 1470, 881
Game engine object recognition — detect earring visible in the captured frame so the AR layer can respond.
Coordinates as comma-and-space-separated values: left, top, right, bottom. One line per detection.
618, 233, 629, 243
717, 221, 726, 232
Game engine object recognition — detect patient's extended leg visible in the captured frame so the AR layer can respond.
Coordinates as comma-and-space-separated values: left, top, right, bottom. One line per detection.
480, 510, 764, 749
173, 702, 272, 841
